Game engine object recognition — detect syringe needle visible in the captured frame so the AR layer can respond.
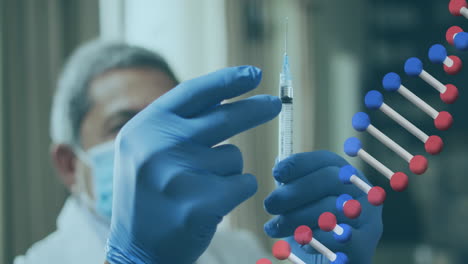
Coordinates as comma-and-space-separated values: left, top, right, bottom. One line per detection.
284, 17, 289, 54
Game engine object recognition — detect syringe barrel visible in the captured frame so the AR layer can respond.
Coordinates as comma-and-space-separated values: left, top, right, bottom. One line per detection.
278, 74, 294, 161
279, 103, 293, 161
280, 74, 293, 102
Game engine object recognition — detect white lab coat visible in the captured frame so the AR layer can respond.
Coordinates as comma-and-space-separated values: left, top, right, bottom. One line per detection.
14, 197, 270, 264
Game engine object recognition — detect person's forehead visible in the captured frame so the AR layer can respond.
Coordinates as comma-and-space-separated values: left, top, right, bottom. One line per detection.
88, 68, 175, 112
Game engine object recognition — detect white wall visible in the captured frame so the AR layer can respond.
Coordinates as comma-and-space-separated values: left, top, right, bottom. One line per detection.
0, 0, 5, 259
100, 0, 228, 82
99, 0, 125, 41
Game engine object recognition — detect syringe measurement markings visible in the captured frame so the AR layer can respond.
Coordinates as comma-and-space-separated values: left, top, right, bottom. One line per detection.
279, 101, 293, 161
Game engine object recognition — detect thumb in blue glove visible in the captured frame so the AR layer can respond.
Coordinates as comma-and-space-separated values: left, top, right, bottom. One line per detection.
106, 66, 282, 264
264, 151, 383, 264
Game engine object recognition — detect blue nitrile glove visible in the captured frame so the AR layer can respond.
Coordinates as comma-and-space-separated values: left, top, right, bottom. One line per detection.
264, 151, 383, 264
106, 66, 282, 264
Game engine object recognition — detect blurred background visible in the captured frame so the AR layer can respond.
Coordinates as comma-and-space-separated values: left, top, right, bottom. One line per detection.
0, 0, 467, 263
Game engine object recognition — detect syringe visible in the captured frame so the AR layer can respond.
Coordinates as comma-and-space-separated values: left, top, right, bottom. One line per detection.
278, 18, 294, 162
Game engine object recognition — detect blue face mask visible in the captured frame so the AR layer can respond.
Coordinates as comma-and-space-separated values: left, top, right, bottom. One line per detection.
78, 140, 115, 221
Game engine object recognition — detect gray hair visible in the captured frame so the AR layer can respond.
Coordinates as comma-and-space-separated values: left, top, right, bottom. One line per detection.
50, 40, 178, 148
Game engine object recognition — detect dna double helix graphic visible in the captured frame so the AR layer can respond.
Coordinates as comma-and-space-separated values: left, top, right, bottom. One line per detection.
257, 1, 468, 263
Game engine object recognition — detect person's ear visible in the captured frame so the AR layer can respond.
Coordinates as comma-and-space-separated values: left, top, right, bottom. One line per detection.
50, 144, 77, 189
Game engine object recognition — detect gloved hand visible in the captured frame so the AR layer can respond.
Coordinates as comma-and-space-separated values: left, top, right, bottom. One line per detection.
106, 66, 282, 264
264, 151, 383, 264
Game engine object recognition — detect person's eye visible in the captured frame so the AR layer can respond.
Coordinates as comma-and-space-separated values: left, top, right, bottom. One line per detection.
105, 112, 137, 137
109, 122, 126, 134
108, 118, 132, 135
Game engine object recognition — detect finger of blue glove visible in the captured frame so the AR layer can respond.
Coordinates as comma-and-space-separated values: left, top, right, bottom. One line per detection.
209, 144, 243, 175
265, 196, 343, 238
265, 194, 382, 238
265, 166, 364, 215
138, 164, 257, 218
203, 173, 258, 216
274, 151, 349, 184
172, 143, 244, 176
295, 228, 357, 255
298, 226, 381, 264
189, 95, 281, 146
155, 66, 263, 118
285, 236, 331, 264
